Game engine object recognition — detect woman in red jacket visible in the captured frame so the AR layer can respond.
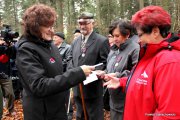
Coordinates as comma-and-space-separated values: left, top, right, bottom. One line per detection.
103, 6, 180, 120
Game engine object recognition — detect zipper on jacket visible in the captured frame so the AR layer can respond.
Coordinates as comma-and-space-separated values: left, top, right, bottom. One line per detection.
125, 63, 137, 93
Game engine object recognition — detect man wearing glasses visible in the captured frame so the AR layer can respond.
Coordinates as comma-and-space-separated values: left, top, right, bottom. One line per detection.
68, 12, 110, 120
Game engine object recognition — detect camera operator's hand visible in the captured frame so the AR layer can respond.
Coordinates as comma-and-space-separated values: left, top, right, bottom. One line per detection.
0, 40, 5, 45
80, 65, 95, 76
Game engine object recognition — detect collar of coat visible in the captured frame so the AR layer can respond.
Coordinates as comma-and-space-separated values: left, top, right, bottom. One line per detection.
23, 35, 52, 48
111, 38, 131, 51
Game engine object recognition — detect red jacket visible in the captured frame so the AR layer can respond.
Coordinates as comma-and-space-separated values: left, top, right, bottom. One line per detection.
121, 34, 180, 120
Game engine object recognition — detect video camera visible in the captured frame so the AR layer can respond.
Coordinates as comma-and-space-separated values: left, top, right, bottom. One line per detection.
1, 24, 19, 43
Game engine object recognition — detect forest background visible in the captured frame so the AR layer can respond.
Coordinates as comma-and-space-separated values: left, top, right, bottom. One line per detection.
0, 0, 179, 43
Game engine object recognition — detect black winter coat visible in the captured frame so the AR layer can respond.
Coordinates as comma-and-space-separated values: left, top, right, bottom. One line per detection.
16, 35, 86, 120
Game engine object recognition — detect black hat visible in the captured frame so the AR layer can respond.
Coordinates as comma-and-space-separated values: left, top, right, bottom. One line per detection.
78, 12, 94, 19
55, 32, 65, 40
74, 29, 81, 34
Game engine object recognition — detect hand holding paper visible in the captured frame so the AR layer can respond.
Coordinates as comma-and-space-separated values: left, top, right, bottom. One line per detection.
82, 63, 104, 85
83, 71, 98, 85
80, 65, 95, 76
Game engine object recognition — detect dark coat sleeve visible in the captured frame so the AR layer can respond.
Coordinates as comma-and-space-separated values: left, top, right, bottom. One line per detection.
62, 44, 72, 71
16, 44, 86, 97
66, 40, 76, 70
116, 43, 140, 78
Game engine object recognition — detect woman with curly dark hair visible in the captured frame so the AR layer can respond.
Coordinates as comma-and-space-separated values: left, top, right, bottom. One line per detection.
103, 6, 180, 120
16, 4, 94, 120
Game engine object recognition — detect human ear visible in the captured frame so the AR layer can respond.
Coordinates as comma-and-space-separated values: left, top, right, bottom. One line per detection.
152, 27, 160, 38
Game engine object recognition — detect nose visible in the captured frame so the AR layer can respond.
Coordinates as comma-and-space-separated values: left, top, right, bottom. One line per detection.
50, 26, 54, 31
80, 25, 86, 29
113, 36, 118, 41
49, 28, 54, 35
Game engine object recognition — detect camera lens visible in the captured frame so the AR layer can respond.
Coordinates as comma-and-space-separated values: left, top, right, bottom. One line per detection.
8, 31, 19, 39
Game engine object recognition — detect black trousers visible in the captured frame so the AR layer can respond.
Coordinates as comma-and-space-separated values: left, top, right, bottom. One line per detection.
110, 108, 123, 120
74, 96, 104, 120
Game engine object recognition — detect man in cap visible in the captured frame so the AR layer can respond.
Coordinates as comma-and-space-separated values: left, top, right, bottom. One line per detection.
73, 29, 81, 40
53, 32, 71, 72
68, 12, 110, 120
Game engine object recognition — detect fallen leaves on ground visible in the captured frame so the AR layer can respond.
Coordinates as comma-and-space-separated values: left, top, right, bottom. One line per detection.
2, 99, 110, 120
2, 100, 23, 120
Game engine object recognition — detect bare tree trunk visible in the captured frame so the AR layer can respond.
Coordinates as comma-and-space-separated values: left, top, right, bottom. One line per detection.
172, 0, 180, 32
12, 0, 18, 31
64, 0, 78, 43
139, 0, 144, 9
96, 0, 101, 32
56, 0, 64, 32
119, 0, 124, 18
71, 0, 77, 25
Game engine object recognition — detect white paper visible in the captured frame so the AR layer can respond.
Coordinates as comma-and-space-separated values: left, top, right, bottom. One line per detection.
94, 63, 103, 67
83, 71, 98, 85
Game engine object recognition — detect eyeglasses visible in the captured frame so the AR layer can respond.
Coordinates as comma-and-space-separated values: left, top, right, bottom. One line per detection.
77, 19, 93, 26
78, 21, 91, 26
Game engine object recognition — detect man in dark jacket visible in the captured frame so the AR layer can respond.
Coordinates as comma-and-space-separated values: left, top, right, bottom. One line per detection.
68, 12, 110, 120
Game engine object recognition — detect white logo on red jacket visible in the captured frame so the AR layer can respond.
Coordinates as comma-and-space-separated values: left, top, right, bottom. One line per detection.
136, 71, 148, 85
141, 71, 148, 78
